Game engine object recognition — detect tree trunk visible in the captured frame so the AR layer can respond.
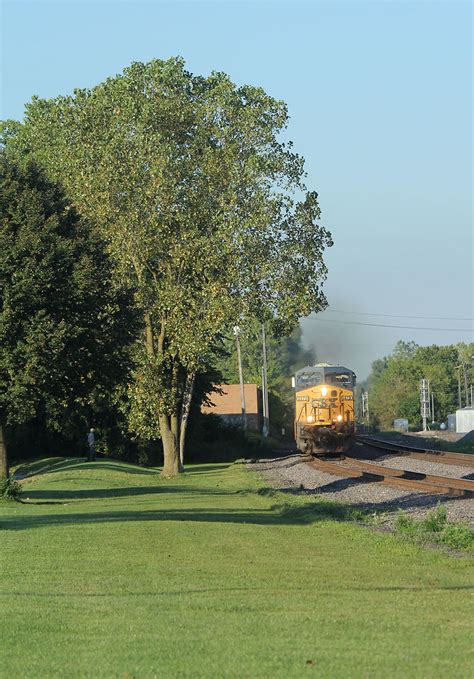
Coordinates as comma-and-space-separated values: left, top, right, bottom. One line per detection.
0, 413, 8, 478
179, 372, 195, 466
160, 413, 183, 477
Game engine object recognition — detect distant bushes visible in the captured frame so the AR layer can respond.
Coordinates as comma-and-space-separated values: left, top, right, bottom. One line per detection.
185, 414, 278, 463
7, 411, 281, 469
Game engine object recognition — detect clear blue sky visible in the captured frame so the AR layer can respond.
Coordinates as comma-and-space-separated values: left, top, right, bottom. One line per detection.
2, 0, 472, 377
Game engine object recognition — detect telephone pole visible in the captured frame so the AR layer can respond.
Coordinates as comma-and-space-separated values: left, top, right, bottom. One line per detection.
233, 326, 247, 431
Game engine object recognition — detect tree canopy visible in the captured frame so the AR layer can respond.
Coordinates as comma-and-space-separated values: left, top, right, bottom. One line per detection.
2, 58, 332, 475
0, 155, 135, 475
366, 340, 474, 430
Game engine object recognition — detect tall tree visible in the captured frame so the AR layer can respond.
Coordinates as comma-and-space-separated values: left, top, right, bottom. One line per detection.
3, 58, 332, 476
0, 156, 135, 476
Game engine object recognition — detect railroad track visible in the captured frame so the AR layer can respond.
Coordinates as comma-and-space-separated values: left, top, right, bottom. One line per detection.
306, 455, 474, 498
356, 435, 474, 467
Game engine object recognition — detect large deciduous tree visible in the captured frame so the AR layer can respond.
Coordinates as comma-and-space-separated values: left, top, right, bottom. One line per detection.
0, 155, 134, 476
3, 58, 332, 476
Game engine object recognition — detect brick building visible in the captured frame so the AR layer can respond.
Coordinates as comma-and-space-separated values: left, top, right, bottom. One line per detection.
201, 384, 262, 431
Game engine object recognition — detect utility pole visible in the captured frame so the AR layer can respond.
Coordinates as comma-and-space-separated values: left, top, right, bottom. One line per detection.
420, 379, 430, 432
431, 391, 435, 424
233, 326, 247, 431
261, 323, 270, 437
471, 384, 473, 407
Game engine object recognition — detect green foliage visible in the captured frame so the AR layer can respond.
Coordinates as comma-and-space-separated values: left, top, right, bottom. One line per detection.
2, 58, 332, 466
394, 511, 417, 535
422, 504, 447, 533
0, 474, 21, 500
439, 523, 473, 550
394, 505, 473, 551
0, 155, 137, 470
366, 340, 474, 429
186, 413, 278, 462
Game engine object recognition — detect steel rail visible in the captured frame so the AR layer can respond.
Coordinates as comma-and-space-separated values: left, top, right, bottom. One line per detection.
307, 457, 474, 498
344, 455, 474, 492
356, 435, 474, 467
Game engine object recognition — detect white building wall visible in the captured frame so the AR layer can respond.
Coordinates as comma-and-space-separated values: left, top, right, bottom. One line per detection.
456, 408, 474, 433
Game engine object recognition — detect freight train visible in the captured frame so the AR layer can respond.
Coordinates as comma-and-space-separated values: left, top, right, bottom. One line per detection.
293, 363, 356, 455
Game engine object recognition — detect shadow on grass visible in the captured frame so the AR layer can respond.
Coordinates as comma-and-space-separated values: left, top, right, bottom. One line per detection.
0, 584, 472, 597
21, 485, 234, 501
1, 496, 358, 530
15, 458, 161, 479
15, 459, 230, 480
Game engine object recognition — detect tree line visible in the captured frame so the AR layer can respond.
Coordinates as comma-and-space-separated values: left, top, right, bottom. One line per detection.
0, 58, 332, 477
364, 340, 474, 430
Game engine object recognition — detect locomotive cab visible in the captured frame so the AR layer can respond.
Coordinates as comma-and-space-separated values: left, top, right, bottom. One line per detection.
293, 363, 356, 455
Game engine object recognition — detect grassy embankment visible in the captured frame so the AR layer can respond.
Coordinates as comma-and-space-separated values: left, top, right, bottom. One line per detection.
1, 457, 473, 678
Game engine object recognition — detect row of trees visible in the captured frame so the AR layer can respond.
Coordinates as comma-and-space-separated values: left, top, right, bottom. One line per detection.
1, 58, 332, 476
364, 341, 474, 430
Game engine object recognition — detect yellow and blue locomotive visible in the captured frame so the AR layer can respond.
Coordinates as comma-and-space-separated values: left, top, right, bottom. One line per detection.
293, 363, 356, 455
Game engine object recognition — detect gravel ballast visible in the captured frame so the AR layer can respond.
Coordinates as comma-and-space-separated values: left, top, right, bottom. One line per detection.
248, 452, 474, 527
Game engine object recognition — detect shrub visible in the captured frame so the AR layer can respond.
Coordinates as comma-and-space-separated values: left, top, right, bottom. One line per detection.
439, 523, 473, 550
0, 475, 22, 501
394, 511, 417, 535
394, 505, 473, 551
422, 504, 447, 533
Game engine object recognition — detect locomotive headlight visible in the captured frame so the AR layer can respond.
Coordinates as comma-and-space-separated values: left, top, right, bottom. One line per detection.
336, 415, 343, 422
307, 415, 314, 423
321, 387, 327, 396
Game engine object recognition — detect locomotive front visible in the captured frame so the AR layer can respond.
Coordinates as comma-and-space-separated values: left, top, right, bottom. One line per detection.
293, 363, 356, 455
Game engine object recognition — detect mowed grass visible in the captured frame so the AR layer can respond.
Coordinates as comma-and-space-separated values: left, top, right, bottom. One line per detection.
1, 459, 473, 678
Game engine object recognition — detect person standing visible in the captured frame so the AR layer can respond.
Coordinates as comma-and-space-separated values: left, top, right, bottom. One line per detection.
87, 428, 96, 461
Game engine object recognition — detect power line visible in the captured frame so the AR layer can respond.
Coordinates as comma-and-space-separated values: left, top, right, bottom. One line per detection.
325, 310, 473, 322
309, 318, 473, 332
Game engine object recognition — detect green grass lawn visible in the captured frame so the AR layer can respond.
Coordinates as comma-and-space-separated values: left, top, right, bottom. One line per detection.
1, 458, 472, 678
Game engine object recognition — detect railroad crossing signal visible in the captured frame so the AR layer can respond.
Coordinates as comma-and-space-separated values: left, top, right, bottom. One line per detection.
420, 379, 431, 432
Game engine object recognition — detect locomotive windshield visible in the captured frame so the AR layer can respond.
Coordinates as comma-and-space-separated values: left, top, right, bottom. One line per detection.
296, 365, 355, 389
325, 372, 354, 388
295, 368, 325, 389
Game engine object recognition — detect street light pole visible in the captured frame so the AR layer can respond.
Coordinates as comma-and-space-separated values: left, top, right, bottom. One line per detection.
233, 326, 247, 431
